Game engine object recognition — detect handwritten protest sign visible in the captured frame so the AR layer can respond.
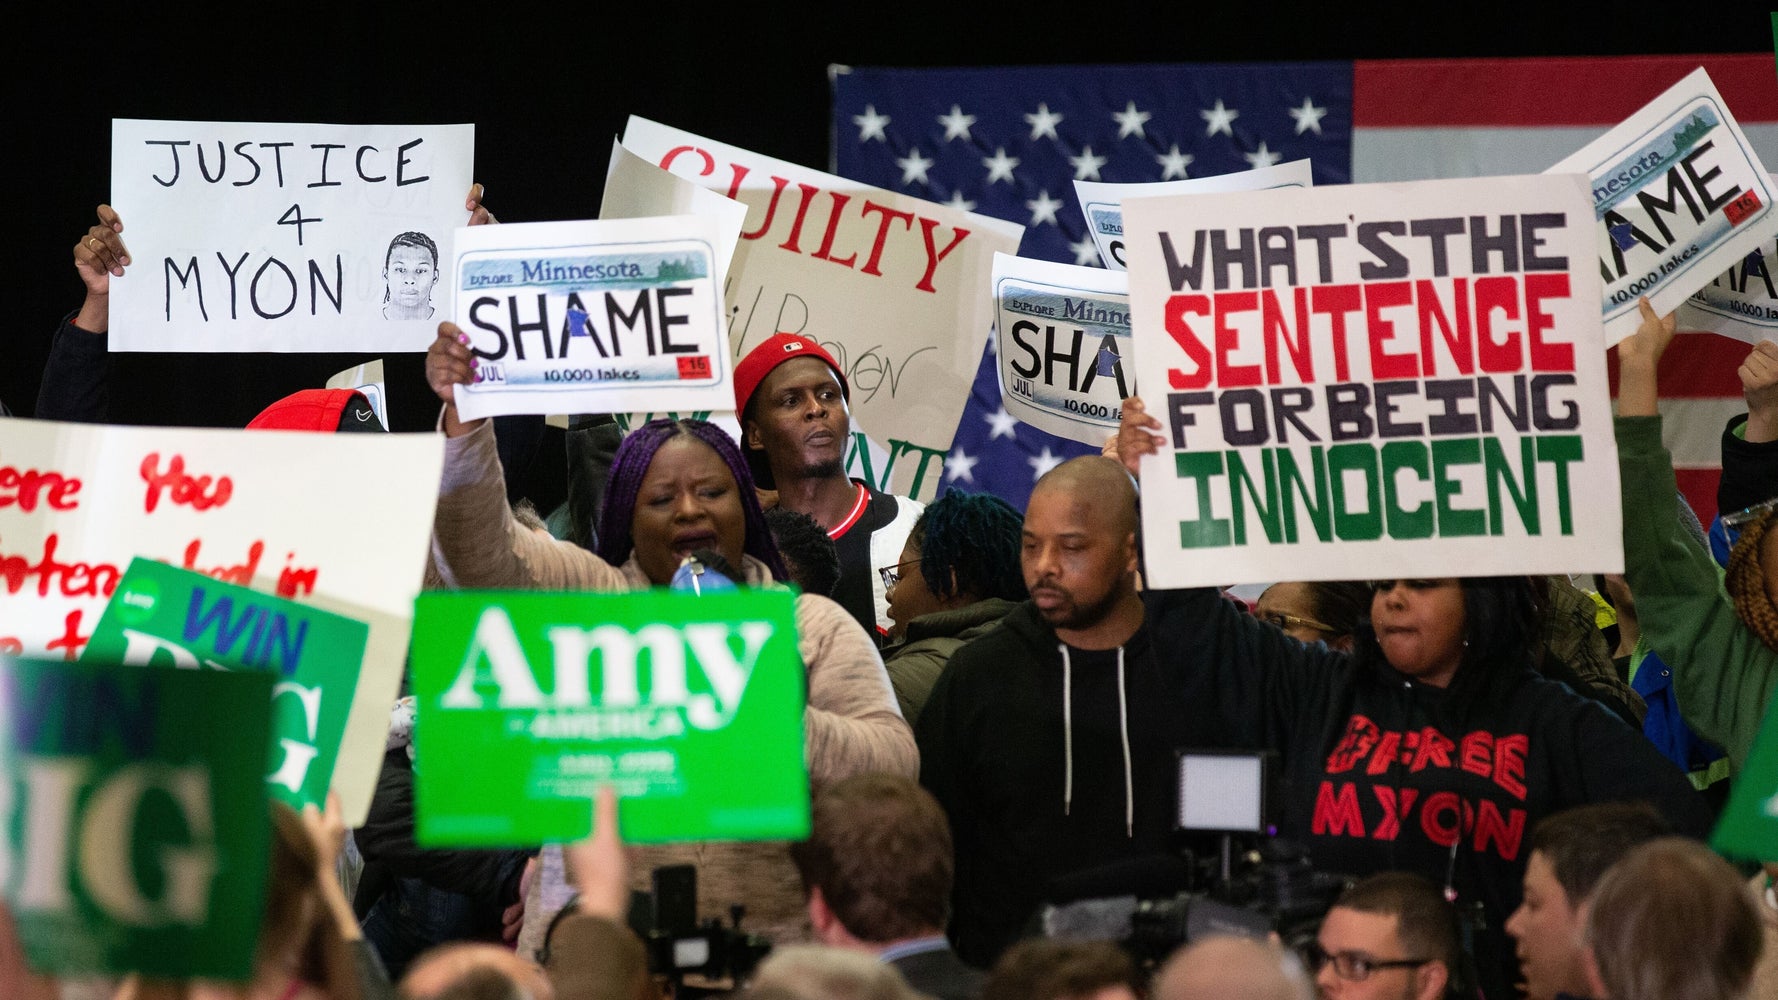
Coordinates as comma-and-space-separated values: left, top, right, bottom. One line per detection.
1547, 68, 1778, 345
622, 117, 1025, 500
451, 217, 730, 421
2, 657, 273, 979
110, 119, 474, 353
1123, 175, 1617, 589
0, 419, 442, 825
411, 589, 808, 846
993, 254, 1134, 444
82, 558, 369, 812
1710, 684, 1778, 859
1075, 159, 1313, 270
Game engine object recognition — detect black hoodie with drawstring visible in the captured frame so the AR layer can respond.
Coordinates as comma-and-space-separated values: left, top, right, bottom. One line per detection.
916, 595, 1239, 968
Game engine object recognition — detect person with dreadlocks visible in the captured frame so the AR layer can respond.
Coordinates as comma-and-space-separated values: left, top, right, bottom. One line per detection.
424, 324, 917, 945
1614, 298, 1778, 775
880, 490, 1028, 726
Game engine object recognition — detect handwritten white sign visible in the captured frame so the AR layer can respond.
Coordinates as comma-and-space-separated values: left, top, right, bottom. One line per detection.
0, 419, 444, 824
110, 119, 474, 353
1123, 175, 1618, 588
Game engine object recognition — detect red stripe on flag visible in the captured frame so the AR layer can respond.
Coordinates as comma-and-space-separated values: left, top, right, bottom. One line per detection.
1354, 54, 1778, 128
1605, 333, 1753, 398
1674, 467, 1723, 525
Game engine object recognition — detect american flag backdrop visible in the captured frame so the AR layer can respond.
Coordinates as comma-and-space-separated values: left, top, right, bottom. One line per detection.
830, 55, 1778, 517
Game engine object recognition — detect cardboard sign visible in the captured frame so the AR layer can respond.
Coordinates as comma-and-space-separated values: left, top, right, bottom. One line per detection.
411, 589, 809, 846
0, 419, 443, 826
82, 558, 370, 812
602, 139, 749, 294
1075, 159, 1313, 270
109, 119, 474, 353
1678, 224, 1778, 344
1710, 683, 1778, 859
450, 217, 731, 420
622, 117, 1026, 500
1547, 68, 1778, 345
1122, 174, 1618, 589
1, 657, 273, 979
993, 254, 1134, 444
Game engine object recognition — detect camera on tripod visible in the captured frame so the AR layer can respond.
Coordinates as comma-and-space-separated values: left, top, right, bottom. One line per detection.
638, 864, 772, 993
1038, 750, 1350, 965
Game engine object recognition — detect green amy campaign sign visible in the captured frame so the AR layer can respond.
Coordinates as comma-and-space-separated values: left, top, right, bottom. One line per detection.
411, 589, 809, 846
1, 657, 273, 979
82, 558, 370, 811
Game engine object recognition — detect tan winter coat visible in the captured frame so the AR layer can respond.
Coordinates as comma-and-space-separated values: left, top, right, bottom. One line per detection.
431, 419, 917, 944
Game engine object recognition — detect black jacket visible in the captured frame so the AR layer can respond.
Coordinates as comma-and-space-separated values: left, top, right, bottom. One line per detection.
1719, 413, 1778, 515
917, 596, 1238, 967
1142, 586, 1713, 998
356, 749, 532, 911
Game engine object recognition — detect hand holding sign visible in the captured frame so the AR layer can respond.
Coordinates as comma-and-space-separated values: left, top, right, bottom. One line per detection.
1741, 339, 1778, 442
467, 182, 497, 227
72, 205, 129, 333
564, 787, 631, 922
1114, 396, 1165, 480
427, 322, 480, 436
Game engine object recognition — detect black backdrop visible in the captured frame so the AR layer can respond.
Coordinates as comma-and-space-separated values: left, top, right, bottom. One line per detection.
12, 6, 1765, 437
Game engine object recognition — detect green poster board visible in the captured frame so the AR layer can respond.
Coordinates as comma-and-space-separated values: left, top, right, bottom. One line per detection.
1, 657, 274, 979
83, 557, 370, 810
1710, 681, 1778, 860
411, 589, 810, 846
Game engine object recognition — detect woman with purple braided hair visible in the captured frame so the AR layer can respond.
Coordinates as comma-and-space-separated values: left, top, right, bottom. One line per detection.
425, 323, 918, 946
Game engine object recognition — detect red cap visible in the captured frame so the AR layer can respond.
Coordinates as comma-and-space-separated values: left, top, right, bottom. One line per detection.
732, 333, 848, 420
245, 389, 366, 432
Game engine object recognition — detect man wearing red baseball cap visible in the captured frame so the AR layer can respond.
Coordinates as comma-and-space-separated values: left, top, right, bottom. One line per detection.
734, 333, 923, 645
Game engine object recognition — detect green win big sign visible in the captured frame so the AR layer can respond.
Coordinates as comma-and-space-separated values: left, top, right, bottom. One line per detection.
1, 657, 273, 979
411, 589, 809, 846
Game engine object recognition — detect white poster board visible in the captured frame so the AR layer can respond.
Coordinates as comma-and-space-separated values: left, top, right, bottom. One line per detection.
1075, 160, 1313, 270
622, 117, 1025, 500
1546, 68, 1778, 345
450, 217, 731, 421
1676, 174, 1778, 344
109, 119, 474, 353
0, 420, 445, 824
992, 254, 1133, 445
1122, 175, 1619, 589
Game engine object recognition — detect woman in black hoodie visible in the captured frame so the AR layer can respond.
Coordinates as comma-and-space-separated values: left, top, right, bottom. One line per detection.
1116, 398, 1712, 1000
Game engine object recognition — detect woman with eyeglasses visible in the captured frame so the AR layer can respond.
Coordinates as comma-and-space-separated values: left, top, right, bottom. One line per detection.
1615, 300, 1777, 776
879, 489, 1028, 726
425, 326, 917, 944
1253, 580, 1373, 651
1113, 395, 1711, 1000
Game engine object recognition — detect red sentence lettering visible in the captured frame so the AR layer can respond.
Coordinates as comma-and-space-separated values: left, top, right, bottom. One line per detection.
141, 453, 233, 513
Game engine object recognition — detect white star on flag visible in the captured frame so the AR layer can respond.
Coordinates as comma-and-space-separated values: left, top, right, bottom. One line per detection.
1069, 236, 1102, 267
944, 449, 979, 484
1156, 144, 1194, 180
983, 147, 1020, 185
1069, 147, 1108, 181
1025, 190, 1063, 227
1025, 103, 1064, 141
1201, 99, 1239, 137
985, 407, 1019, 439
943, 190, 977, 212
938, 105, 977, 141
1288, 97, 1328, 135
896, 148, 935, 186
1112, 101, 1152, 139
1244, 141, 1282, 169
1028, 446, 1064, 480
853, 105, 889, 142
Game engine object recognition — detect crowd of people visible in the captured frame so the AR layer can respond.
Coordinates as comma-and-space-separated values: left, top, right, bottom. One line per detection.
3, 179, 1777, 1000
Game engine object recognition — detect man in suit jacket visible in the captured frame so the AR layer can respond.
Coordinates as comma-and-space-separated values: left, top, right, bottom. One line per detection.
791, 774, 986, 1000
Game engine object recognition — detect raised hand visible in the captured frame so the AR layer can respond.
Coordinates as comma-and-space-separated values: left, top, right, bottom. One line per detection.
1115, 396, 1166, 478
1738, 339, 1778, 443
72, 205, 128, 333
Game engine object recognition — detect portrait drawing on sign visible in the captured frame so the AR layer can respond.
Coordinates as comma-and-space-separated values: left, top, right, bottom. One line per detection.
382, 231, 439, 320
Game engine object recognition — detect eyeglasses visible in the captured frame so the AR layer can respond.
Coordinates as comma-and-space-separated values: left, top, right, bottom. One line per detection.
1258, 610, 1335, 634
878, 560, 921, 590
1723, 496, 1778, 551
1302, 942, 1430, 982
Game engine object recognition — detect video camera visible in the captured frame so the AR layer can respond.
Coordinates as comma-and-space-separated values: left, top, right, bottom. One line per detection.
1038, 750, 1350, 965
636, 863, 772, 995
